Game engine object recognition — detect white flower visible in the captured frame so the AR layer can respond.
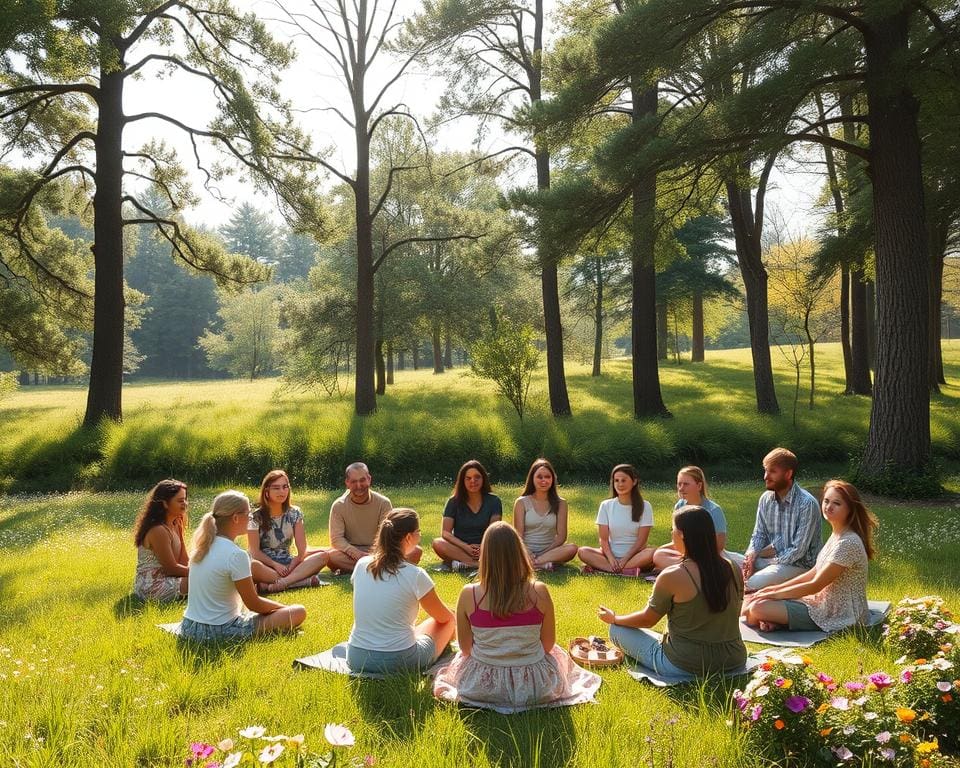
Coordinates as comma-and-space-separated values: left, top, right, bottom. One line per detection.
864, 712, 879, 720
223, 753, 242, 768
755, 685, 770, 697
240, 726, 266, 739
218, 739, 235, 751
833, 746, 854, 761
831, 697, 849, 711
933, 657, 953, 670
937, 681, 953, 692
263, 735, 288, 742
287, 734, 305, 747
324, 723, 355, 747
259, 743, 285, 763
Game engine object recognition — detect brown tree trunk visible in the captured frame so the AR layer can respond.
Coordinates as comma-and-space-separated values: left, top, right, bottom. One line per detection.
84, 61, 126, 427
592, 257, 603, 376
375, 337, 385, 395
840, 267, 853, 393
432, 321, 444, 373
850, 265, 873, 394
397, 350, 405, 371
866, 279, 877, 370
928, 222, 948, 389
444, 327, 453, 369
691, 292, 705, 362
656, 301, 668, 361
860, 11, 931, 478
726, 166, 780, 415
386, 340, 394, 385
354, 122, 377, 413
411, 341, 419, 370
630, 83, 669, 418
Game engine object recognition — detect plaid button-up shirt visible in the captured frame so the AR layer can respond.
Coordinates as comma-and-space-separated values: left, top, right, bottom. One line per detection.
746, 481, 822, 569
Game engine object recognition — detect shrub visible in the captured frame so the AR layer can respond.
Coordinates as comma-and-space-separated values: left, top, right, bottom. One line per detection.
883, 596, 957, 660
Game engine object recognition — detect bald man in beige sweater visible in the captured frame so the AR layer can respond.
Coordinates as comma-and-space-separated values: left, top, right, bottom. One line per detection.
326, 462, 423, 573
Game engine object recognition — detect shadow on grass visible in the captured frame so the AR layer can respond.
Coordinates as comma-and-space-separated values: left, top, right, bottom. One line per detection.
460, 705, 575, 767
350, 673, 435, 740
4, 421, 104, 493
113, 592, 149, 618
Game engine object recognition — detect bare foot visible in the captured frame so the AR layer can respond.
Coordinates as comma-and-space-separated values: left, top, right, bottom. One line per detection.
758, 621, 780, 632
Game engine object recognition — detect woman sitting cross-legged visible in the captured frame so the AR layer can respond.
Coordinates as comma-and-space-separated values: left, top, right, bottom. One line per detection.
598, 505, 747, 680
432, 460, 502, 571
347, 508, 456, 674
133, 479, 190, 602
180, 490, 306, 643
743, 479, 877, 633
513, 458, 578, 571
247, 469, 328, 593
578, 464, 655, 575
434, 522, 601, 712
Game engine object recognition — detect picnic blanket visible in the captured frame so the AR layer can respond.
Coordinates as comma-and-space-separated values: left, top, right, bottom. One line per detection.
739, 600, 891, 647
158, 622, 183, 636
625, 653, 766, 687
293, 642, 454, 679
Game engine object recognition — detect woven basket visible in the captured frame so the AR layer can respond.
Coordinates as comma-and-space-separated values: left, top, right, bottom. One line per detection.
568, 636, 623, 667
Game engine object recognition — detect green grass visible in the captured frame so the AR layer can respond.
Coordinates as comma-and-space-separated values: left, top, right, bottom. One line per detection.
2, 342, 959, 491
1, 481, 959, 767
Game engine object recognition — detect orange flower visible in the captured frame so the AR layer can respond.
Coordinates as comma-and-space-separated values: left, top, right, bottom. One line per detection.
774, 719, 785, 730
761, 662, 773, 671
820, 728, 833, 737
916, 658, 928, 664
942, 694, 953, 703
921, 760, 930, 768
896, 707, 917, 723
900, 733, 913, 744
817, 703, 830, 715
801, 656, 813, 666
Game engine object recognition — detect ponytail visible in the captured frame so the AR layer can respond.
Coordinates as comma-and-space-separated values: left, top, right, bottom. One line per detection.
190, 490, 250, 563
369, 508, 419, 580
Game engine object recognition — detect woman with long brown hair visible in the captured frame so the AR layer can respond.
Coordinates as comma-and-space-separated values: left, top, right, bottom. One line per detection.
513, 458, 578, 570
247, 469, 327, 592
434, 522, 601, 712
744, 479, 877, 633
133, 479, 190, 601
347, 508, 455, 674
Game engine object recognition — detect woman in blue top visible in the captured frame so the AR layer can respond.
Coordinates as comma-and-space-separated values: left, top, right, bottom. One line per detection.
431, 460, 502, 571
653, 466, 736, 570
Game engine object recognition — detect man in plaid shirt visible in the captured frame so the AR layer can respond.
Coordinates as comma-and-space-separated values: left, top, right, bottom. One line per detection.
742, 448, 822, 591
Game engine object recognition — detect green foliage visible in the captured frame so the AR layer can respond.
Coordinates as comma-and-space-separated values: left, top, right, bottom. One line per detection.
0, 371, 16, 399
199, 285, 284, 380
469, 319, 540, 420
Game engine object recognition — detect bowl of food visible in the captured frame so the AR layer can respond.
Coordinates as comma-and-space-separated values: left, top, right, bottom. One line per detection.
568, 635, 623, 667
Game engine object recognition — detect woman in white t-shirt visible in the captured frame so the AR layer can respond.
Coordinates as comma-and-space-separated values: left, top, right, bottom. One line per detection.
578, 464, 655, 575
743, 480, 877, 633
347, 508, 456, 674
180, 490, 306, 642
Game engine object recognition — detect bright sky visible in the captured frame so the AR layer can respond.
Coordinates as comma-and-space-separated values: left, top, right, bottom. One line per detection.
118, 0, 824, 236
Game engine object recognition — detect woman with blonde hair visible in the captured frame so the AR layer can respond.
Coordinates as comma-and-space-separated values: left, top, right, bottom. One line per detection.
247, 469, 328, 592
346, 508, 455, 674
744, 480, 877, 633
132, 479, 190, 601
513, 458, 578, 570
180, 490, 306, 642
434, 522, 601, 712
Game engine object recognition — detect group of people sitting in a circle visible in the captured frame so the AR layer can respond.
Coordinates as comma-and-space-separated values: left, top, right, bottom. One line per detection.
132, 447, 878, 706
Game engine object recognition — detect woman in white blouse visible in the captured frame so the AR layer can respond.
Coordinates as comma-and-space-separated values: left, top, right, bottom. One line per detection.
743, 480, 877, 633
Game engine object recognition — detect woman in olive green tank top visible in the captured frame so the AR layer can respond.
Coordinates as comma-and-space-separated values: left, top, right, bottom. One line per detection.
597, 505, 746, 679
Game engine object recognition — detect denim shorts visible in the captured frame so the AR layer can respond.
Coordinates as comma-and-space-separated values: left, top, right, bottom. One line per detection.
783, 600, 821, 631
346, 636, 436, 674
180, 613, 262, 642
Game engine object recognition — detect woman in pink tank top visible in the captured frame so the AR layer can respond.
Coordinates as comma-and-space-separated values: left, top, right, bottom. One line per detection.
433, 522, 600, 713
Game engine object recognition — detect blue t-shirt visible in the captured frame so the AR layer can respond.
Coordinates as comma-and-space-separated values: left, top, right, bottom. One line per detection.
674, 497, 727, 535
442, 494, 502, 545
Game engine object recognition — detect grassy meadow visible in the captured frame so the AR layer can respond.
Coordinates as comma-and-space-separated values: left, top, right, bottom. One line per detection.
1, 482, 960, 767
2, 341, 960, 492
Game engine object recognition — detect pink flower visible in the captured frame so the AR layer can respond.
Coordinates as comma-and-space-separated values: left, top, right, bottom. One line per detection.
817, 672, 834, 685
845, 681, 866, 692
324, 724, 355, 747
876, 732, 891, 744
879, 748, 896, 761
831, 697, 850, 711
869, 673, 893, 690
900, 670, 913, 683
774, 677, 786, 687
363, 757, 376, 766
833, 746, 854, 761
733, 692, 748, 711
750, 704, 762, 721
190, 744, 215, 759
937, 681, 952, 692
785, 696, 810, 713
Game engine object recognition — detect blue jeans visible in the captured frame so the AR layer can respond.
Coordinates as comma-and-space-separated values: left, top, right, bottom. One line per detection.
346, 636, 436, 674
609, 625, 694, 681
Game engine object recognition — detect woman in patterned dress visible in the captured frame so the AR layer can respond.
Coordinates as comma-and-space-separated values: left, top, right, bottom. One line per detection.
133, 479, 190, 601
743, 480, 878, 633
247, 469, 328, 592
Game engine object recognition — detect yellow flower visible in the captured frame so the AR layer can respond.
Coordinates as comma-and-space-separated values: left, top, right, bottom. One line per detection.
816, 703, 830, 715
801, 656, 813, 666
781, 679, 793, 689
916, 739, 939, 754
896, 707, 917, 723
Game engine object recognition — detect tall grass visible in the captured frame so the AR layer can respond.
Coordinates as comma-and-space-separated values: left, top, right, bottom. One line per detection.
2, 342, 958, 491
0, 481, 958, 767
